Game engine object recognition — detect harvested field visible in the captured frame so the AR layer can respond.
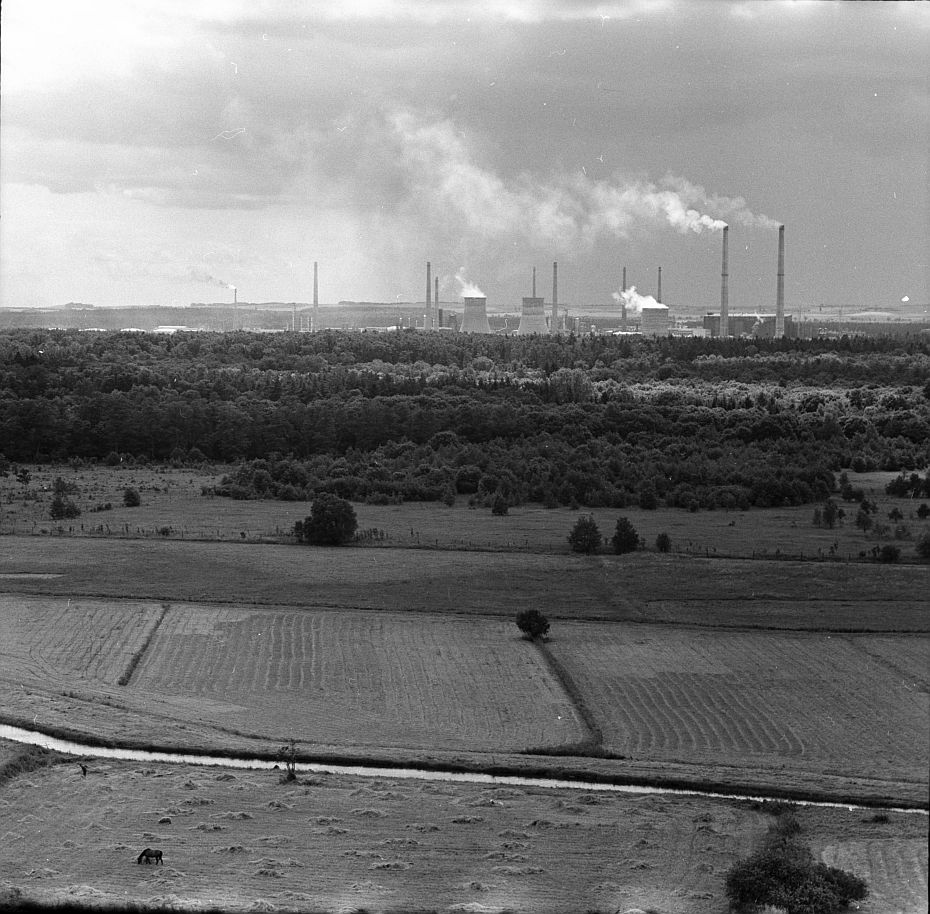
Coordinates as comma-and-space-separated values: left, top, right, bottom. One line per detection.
0, 756, 923, 913
0, 595, 165, 687
129, 605, 587, 751
547, 624, 930, 787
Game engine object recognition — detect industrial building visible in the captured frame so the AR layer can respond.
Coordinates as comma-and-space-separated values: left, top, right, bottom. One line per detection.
703, 313, 797, 338
640, 304, 670, 336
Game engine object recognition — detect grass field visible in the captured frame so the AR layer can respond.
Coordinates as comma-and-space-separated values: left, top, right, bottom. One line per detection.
2, 464, 928, 563
547, 623, 930, 787
0, 751, 926, 914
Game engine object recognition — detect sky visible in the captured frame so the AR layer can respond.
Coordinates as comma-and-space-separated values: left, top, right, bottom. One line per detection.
1, 0, 927, 316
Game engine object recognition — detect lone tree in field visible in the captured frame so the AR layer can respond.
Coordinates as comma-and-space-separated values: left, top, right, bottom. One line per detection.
611, 516, 639, 554
294, 494, 358, 545
655, 532, 672, 553
568, 514, 601, 554
515, 609, 549, 641
123, 487, 141, 507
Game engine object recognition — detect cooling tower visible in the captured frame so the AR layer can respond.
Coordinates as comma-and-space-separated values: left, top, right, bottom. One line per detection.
775, 225, 785, 339
720, 226, 729, 338
460, 296, 492, 334
517, 297, 549, 335
641, 304, 669, 336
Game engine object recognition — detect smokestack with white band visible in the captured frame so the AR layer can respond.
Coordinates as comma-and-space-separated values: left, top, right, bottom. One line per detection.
720, 226, 729, 338
775, 224, 785, 339
552, 262, 558, 333
313, 261, 319, 331
425, 261, 432, 330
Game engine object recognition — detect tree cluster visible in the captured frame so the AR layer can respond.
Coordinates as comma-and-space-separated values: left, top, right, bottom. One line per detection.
2, 329, 927, 511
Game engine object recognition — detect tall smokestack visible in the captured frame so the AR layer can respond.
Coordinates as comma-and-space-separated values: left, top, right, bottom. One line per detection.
233, 287, 237, 306
657, 266, 662, 304
552, 262, 558, 332
720, 226, 729, 338
313, 261, 319, 332
425, 261, 432, 331
532, 266, 536, 299
775, 224, 785, 339
435, 276, 439, 326
621, 266, 627, 330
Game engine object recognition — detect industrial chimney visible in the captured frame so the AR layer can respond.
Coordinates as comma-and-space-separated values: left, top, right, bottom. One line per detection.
657, 266, 662, 304
775, 225, 785, 339
621, 266, 627, 330
425, 262, 432, 331
313, 261, 319, 332
532, 266, 537, 299
435, 276, 439, 327
552, 262, 558, 333
461, 296, 492, 333
720, 226, 729, 338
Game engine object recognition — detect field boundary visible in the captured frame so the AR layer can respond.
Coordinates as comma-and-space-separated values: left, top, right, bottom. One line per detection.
1, 585, 927, 635
116, 602, 170, 687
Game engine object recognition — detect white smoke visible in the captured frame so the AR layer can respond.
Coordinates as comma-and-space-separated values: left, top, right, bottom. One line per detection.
612, 285, 666, 315
389, 109, 777, 250
455, 267, 485, 298
190, 269, 235, 290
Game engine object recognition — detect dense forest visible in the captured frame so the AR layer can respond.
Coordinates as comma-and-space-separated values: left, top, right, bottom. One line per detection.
1, 329, 928, 509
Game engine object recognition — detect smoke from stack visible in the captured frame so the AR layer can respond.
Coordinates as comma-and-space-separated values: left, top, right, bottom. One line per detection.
455, 268, 485, 298
720, 225, 729, 338
612, 285, 665, 316
775, 224, 785, 338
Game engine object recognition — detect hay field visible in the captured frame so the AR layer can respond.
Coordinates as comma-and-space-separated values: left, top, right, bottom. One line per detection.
0, 595, 586, 753
0, 595, 164, 687
129, 605, 587, 751
547, 624, 930, 788
1, 758, 925, 914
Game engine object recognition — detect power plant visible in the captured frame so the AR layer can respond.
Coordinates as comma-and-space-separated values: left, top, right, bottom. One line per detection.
460, 296, 492, 333
517, 268, 549, 335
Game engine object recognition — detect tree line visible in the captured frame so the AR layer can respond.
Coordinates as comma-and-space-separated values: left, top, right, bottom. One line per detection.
1, 329, 927, 511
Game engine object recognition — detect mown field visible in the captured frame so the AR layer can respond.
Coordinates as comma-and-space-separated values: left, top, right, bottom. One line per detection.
547, 624, 929, 787
0, 746, 926, 914
2, 465, 929, 563
1, 592, 927, 806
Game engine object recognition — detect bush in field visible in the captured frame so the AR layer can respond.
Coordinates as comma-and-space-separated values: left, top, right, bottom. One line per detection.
568, 515, 601, 554
656, 532, 672, 553
491, 494, 509, 516
515, 609, 549, 641
611, 517, 639, 554
916, 531, 930, 561
876, 543, 900, 563
725, 812, 867, 914
49, 494, 80, 519
123, 487, 141, 507
294, 494, 357, 545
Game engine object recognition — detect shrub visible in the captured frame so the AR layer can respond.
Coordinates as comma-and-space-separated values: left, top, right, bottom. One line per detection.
294, 494, 358, 546
123, 487, 141, 507
611, 516, 639, 554
49, 494, 80, 519
655, 532, 672, 553
515, 609, 549, 640
916, 531, 930, 562
491, 494, 509, 516
877, 544, 900, 563
568, 515, 601, 554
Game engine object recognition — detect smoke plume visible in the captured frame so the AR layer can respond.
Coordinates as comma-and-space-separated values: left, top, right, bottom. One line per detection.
190, 269, 235, 289
612, 285, 666, 315
455, 267, 485, 298
389, 109, 778, 250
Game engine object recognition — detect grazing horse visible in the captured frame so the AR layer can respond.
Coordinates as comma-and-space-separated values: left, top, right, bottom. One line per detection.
137, 848, 163, 865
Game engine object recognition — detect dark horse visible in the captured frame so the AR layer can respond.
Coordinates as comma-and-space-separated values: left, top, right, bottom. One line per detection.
137, 848, 163, 865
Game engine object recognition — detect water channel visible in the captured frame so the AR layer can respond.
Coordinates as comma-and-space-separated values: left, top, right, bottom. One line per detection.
2, 723, 924, 815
